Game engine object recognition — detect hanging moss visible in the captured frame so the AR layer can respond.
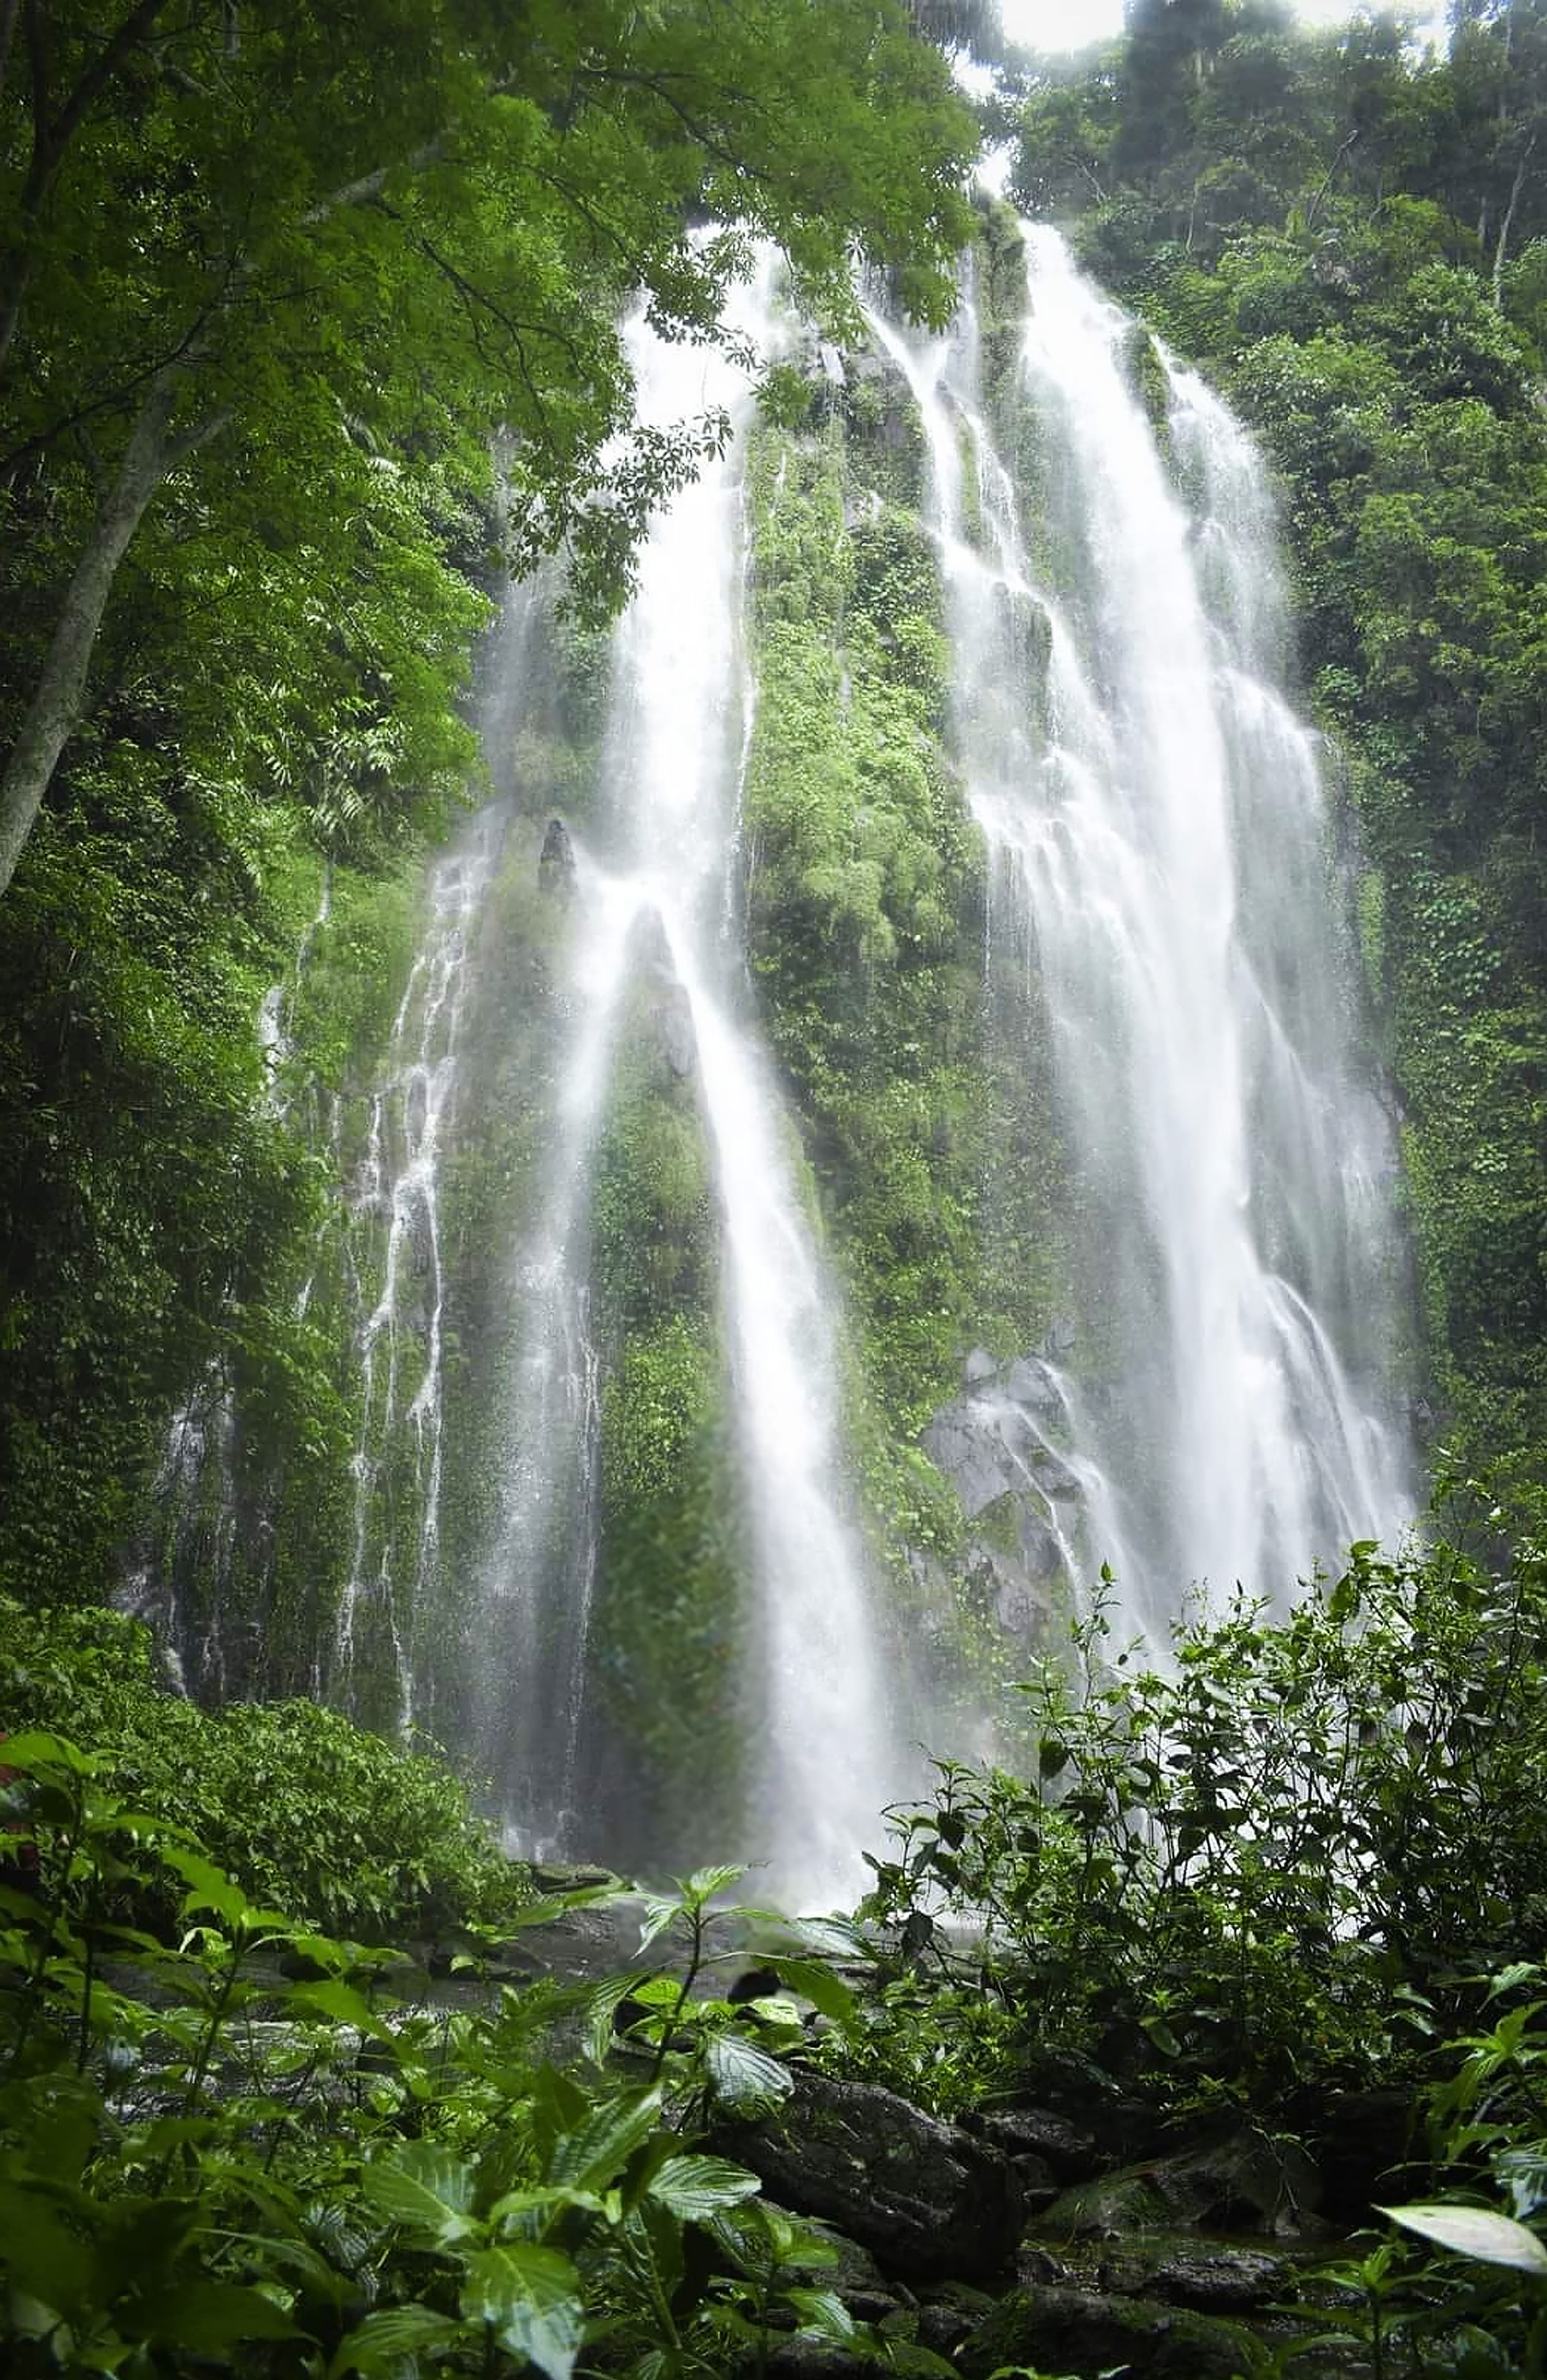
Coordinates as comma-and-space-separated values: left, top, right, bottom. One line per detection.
591, 1313, 747, 1870
739, 369, 1075, 1731
583, 973, 747, 1872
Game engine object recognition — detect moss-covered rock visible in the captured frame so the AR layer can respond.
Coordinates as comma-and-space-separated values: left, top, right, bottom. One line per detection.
961, 2283, 1271, 2379
712, 2069, 1024, 2283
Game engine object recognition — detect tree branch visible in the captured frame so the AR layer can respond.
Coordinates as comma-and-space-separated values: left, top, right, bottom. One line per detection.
573, 62, 776, 187
303, 140, 447, 225
1304, 127, 1360, 234
1493, 130, 1537, 305
29, 0, 175, 210
0, 366, 185, 898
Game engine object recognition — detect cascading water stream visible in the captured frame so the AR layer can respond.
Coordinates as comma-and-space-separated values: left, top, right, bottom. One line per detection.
122, 865, 338, 1695
471, 856, 637, 1855
333, 805, 506, 1720
870, 225, 1412, 1640
474, 279, 896, 1900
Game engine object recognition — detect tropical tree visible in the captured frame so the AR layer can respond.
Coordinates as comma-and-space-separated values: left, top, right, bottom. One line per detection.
0, 0, 979, 900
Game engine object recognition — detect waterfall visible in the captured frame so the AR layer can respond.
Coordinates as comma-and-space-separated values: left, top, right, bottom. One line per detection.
870, 225, 1412, 1644
332, 808, 505, 1720
128, 223, 1418, 1885
473, 278, 898, 1900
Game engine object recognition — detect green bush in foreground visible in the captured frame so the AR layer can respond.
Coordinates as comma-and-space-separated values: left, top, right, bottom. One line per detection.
848, 1507, 1547, 2129
0, 1737, 941, 2380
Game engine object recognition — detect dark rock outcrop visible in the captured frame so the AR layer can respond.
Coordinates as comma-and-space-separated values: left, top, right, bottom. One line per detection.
966, 2101, 1103, 2183
712, 2069, 1023, 2282
961, 2284, 1263, 2380
1037, 2130, 1326, 2245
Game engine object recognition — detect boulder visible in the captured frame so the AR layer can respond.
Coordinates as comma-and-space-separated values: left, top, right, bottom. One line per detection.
913, 2281, 998, 2359
1082, 2232, 1288, 2313
966, 2102, 1102, 2183
1147, 2130, 1326, 2239
1002, 2043, 1149, 2152
960, 2284, 1263, 2379
1038, 2130, 1326, 2244
1037, 2170, 1170, 2240
712, 2069, 1023, 2283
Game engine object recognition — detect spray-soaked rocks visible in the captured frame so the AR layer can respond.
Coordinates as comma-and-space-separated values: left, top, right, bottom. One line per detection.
711, 2069, 1024, 2283
923, 1348, 1081, 1521
919, 1345, 1085, 1647
538, 815, 577, 899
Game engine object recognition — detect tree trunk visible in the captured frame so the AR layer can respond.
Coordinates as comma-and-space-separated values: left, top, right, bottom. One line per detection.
0, 369, 219, 900
1494, 132, 1536, 305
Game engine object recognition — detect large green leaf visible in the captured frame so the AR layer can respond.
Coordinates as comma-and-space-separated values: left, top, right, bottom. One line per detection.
636, 1894, 685, 1953
684, 1864, 747, 1906
577, 1970, 651, 2065
0, 1731, 97, 1776
546, 2089, 662, 2191
764, 1956, 858, 2024
706, 2031, 793, 2113
161, 1846, 251, 1929
328, 2303, 469, 2377
740, 1913, 868, 1961
489, 2183, 616, 2234
285, 1976, 393, 2039
460, 2243, 583, 2380
0, 2182, 95, 2314
786, 2286, 856, 2341
1378, 2202, 1547, 2275
647, 2155, 762, 2222
501, 1883, 623, 1932
127, 2279, 299, 2349
362, 2143, 478, 2245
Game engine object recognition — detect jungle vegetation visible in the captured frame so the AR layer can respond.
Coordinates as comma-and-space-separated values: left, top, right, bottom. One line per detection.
7, 2, 1547, 2373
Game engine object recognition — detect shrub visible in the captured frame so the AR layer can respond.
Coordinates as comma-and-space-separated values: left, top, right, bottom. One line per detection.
0, 1600, 528, 1940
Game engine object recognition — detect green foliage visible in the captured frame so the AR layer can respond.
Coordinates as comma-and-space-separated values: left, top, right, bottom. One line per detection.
582, 972, 747, 1872
0, 1600, 528, 1940
1254, 1968, 1547, 2376
0, 1758, 921, 2380
0, 0, 982, 1691
742, 413, 1065, 1447
593, 1318, 747, 1874
847, 1521, 1547, 2126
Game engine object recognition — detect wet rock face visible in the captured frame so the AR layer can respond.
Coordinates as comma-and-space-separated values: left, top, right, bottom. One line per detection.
538, 815, 577, 898
965, 2102, 1102, 2185
1082, 2233, 1287, 2313
923, 1356, 1077, 1523
711, 2069, 1024, 2283
919, 1344, 1086, 1649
